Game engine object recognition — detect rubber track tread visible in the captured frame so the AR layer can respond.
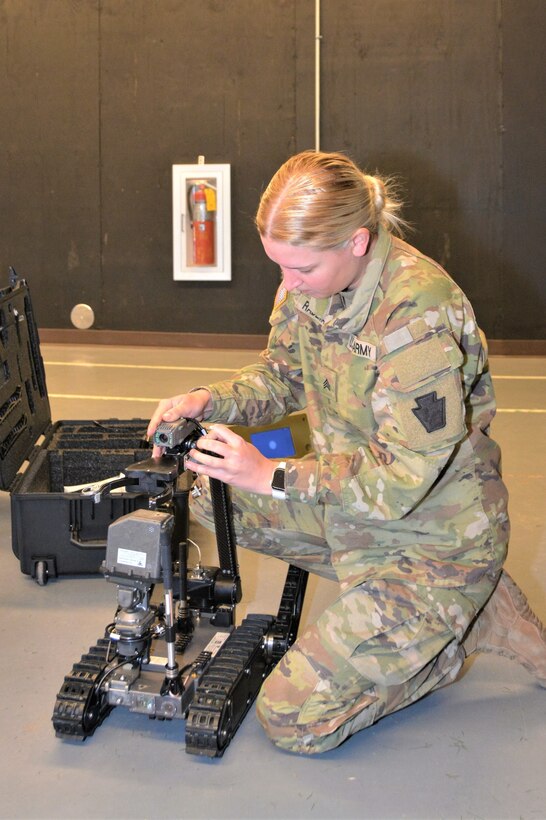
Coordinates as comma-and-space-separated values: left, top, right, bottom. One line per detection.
185, 614, 274, 757
269, 565, 309, 664
52, 639, 114, 740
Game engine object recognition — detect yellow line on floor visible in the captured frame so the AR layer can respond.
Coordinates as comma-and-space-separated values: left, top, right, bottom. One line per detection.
44, 361, 236, 373
496, 408, 546, 413
493, 375, 546, 380
49, 394, 159, 402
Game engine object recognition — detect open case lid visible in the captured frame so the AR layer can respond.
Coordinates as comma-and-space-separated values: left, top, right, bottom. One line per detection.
0, 269, 51, 490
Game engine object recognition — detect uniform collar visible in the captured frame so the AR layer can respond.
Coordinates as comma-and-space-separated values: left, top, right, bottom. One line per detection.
294, 226, 392, 334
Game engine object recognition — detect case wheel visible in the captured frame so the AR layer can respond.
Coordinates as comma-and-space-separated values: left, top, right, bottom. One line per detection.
35, 561, 49, 586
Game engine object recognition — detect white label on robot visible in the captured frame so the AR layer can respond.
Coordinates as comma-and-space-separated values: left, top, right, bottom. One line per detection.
204, 632, 231, 657
117, 548, 147, 568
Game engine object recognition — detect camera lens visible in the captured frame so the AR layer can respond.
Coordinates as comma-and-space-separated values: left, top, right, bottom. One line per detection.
158, 433, 168, 443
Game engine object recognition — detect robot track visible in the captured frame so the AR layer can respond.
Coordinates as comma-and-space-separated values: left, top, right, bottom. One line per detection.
52, 638, 115, 740
52, 616, 274, 755
185, 613, 274, 757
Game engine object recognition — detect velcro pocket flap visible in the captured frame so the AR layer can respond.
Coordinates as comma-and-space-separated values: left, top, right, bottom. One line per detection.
390, 332, 463, 392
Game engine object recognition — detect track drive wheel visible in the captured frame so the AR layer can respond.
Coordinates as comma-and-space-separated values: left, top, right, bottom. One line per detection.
81, 682, 109, 737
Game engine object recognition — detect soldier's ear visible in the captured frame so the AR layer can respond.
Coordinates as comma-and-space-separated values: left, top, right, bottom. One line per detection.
351, 228, 370, 257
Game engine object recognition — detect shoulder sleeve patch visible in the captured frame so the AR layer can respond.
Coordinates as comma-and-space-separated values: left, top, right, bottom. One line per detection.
273, 284, 288, 311
378, 331, 466, 451
269, 284, 297, 326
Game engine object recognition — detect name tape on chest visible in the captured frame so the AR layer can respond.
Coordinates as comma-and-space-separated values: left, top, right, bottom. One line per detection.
296, 298, 377, 360
298, 299, 327, 324
347, 335, 377, 360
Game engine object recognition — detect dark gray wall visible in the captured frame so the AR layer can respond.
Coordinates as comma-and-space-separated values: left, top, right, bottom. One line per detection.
1, 0, 544, 339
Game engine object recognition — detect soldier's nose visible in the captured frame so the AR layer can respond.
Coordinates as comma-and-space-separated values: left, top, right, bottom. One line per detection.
282, 271, 301, 292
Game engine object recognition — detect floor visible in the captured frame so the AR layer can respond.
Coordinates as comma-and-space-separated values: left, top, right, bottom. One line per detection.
0, 343, 544, 820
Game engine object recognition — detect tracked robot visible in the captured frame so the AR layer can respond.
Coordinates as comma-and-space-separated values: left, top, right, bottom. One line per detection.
52, 419, 308, 757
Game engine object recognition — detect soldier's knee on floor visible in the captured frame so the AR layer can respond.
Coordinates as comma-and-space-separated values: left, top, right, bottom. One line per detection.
255, 649, 379, 755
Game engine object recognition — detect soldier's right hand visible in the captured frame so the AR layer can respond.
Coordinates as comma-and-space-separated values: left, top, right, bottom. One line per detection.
147, 389, 212, 456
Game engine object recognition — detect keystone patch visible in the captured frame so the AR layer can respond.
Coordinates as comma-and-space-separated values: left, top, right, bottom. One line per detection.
412, 391, 446, 433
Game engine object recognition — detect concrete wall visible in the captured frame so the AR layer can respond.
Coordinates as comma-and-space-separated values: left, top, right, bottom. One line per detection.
1, 0, 544, 339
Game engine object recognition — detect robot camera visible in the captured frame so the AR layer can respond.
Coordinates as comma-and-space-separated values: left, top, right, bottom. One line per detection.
153, 418, 205, 453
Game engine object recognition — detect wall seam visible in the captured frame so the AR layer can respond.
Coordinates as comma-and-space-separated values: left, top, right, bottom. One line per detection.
98, 0, 104, 320
496, 0, 505, 337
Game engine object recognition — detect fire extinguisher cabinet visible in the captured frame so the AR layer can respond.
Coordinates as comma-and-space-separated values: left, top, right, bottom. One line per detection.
172, 163, 231, 281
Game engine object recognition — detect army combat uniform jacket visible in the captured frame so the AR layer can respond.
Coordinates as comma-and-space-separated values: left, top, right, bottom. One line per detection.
204, 227, 509, 592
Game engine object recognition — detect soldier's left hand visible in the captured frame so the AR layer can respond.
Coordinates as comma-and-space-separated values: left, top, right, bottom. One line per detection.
186, 424, 276, 495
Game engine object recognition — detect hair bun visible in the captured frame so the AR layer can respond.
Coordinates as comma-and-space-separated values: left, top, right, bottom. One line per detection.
365, 174, 384, 215
256, 150, 407, 246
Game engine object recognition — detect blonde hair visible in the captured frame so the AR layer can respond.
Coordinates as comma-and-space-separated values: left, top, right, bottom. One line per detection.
256, 150, 407, 249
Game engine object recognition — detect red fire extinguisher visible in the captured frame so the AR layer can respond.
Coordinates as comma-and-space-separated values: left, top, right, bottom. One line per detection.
190, 183, 215, 266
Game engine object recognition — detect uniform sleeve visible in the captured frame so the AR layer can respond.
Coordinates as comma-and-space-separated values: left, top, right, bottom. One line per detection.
283, 299, 486, 521
204, 295, 306, 427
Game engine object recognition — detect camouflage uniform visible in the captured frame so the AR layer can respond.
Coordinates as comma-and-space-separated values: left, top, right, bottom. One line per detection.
190, 226, 509, 753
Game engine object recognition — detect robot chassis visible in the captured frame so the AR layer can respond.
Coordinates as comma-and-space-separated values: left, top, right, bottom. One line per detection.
52, 419, 308, 757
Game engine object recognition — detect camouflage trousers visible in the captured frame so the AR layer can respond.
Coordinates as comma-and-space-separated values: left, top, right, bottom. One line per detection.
190, 479, 501, 755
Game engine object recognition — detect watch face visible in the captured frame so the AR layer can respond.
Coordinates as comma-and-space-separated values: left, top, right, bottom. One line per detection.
272, 467, 285, 491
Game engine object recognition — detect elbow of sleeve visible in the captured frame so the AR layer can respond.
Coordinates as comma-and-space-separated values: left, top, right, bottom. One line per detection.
339, 460, 443, 521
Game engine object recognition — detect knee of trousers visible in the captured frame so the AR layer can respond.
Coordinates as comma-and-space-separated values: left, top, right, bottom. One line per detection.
255, 645, 379, 755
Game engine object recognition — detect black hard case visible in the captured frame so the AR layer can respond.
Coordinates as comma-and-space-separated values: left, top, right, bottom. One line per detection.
0, 272, 149, 581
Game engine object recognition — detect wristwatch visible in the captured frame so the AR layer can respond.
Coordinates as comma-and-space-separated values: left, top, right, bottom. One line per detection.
271, 461, 287, 500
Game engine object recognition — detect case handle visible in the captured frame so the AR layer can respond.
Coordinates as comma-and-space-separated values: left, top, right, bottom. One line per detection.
69, 530, 107, 550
